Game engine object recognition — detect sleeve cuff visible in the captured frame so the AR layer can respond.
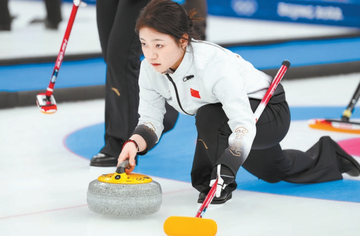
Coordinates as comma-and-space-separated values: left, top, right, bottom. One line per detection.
132, 124, 158, 155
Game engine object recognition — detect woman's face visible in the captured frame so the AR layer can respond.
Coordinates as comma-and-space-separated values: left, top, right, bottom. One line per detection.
139, 27, 187, 73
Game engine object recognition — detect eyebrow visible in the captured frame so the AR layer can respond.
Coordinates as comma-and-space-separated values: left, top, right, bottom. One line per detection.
139, 38, 165, 42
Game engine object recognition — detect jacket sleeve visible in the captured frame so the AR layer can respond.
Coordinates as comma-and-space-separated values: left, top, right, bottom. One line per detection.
133, 63, 167, 153
203, 58, 258, 176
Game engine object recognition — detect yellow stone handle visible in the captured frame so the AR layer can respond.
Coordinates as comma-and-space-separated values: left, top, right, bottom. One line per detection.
97, 159, 153, 184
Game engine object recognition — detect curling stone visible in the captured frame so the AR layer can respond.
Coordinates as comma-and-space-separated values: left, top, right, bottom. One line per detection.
87, 160, 162, 217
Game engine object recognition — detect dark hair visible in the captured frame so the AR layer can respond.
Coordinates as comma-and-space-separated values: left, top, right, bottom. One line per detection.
135, 0, 201, 45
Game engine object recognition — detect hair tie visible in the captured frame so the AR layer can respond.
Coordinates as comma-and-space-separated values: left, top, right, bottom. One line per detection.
187, 15, 193, 28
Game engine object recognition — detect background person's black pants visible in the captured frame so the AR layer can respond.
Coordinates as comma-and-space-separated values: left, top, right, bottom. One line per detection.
96, 0, 150, 157
191, 84, 344, 194
96, 0, 179, 157
0, 0, 62, 30
44, 0, 62, 26
0, 0, 11, 29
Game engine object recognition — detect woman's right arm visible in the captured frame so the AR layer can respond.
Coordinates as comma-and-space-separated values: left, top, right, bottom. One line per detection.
117, 134, 146, 172
117, 61, 167, 171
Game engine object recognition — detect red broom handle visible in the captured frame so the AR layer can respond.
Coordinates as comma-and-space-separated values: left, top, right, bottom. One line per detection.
45, 0, 81, 97
254, 60, 290, 121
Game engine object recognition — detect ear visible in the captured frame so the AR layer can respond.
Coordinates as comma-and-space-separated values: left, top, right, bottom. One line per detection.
180, 33, 189, 48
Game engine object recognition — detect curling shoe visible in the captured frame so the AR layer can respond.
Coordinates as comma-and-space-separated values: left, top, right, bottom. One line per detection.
0, 24, 11, 31
321, 136, 360, 177
45, 19, 59, 30
90, 153, 117, 167
198, 191, 232, 205
334, 141, 360, 176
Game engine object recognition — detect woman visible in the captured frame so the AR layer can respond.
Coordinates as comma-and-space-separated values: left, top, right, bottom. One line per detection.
91, 0, 207, 167
118, 0, 360, 204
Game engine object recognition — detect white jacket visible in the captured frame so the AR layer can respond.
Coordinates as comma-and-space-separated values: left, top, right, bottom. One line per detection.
137, 40, 272, 162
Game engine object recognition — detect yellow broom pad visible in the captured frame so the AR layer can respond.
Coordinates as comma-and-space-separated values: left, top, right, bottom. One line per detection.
163, 216, 217, 236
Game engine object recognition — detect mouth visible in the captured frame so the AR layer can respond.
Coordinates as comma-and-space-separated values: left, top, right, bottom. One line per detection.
151, 63, 161, 67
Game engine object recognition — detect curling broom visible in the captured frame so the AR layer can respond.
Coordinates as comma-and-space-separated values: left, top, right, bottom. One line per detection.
163, 60, 291, 236
308, 80, 360, 134
36, 0, 82, 114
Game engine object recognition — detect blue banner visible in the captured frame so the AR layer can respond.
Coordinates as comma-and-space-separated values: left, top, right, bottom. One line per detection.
208, 0, 360, 28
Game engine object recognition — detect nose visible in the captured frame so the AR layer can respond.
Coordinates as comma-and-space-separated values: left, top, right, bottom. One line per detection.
146, 48, 157, 60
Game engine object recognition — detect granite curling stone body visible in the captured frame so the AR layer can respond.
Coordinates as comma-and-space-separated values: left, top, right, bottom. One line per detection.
87, 161, 162, 217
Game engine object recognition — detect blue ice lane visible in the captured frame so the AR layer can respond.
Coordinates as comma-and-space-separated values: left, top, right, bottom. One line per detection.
0, 58, 106, 92
65, 107, 360, 203
1, 37, 360, 91
228, 37, 360, 70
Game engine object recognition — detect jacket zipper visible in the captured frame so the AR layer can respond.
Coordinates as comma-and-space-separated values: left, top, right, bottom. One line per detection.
165, 73, 194, 116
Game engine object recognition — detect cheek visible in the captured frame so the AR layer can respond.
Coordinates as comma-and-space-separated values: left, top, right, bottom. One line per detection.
158, 50, 170, 62
167, 49, 181, 62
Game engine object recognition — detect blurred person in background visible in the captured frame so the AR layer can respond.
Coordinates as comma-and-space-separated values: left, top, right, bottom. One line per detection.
0, 0, 62, 31
0, 0, 12, 31
30, 0, 63, 30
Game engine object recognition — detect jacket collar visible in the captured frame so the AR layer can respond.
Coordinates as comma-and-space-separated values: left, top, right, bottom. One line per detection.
163, 44, 194, 81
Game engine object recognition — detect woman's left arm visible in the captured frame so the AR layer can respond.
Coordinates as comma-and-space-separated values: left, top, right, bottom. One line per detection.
207, 62, 257, 176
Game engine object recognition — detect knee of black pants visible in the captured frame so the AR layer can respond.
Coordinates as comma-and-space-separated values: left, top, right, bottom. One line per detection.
163, 103, 179, 133
251, 101, 291, 149
243, 145, 289, 183
195, 103, 231, 166
196, 103, 229, 135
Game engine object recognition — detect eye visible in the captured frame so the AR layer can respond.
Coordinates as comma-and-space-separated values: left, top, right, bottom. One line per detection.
141, 42, 147, 47
156, 44, 163, 48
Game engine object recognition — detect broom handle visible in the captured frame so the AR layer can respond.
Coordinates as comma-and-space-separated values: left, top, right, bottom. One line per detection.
195, 60, 291, 218
254, 60, 291, 121
195, 179, 218, 218
341, 80, 360, 122
45, 0, 81, 97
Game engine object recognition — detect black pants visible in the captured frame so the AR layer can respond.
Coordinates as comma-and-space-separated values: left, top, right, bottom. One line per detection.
96, 0, 179, 157
0, 0, 61, 29
191, 84, 344, 193
0, 0, 11, 28
44, 0, 62, 25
